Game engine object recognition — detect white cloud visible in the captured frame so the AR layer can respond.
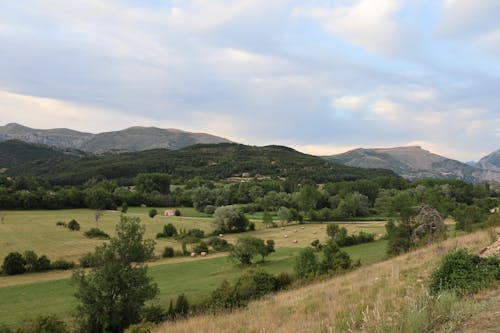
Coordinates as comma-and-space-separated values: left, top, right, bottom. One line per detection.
294, 0, 405, 55
0, 90, 156, 132
333, 95, 367, 110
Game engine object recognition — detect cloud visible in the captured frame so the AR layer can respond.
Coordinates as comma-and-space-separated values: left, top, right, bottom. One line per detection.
293, 0, 405, 56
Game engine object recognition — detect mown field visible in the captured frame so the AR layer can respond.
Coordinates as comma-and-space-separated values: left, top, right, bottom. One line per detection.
0, 208, 389, 327
0, 208, 386, 261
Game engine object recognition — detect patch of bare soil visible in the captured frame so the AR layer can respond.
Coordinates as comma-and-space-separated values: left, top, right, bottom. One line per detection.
479, 237, 500, 258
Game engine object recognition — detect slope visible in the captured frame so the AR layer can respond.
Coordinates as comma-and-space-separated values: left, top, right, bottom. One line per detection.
9, 143, 398, 185
478, 149, 500, 172
153, 230, 497, 333
0, 140, 68, 170
325, 146, 500, 183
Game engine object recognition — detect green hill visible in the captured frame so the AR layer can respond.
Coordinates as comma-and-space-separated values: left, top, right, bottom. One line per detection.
0, 140, 67, 170
8, 143, 397, 185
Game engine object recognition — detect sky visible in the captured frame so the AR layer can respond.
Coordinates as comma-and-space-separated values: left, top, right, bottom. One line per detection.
0, 0, 499, 162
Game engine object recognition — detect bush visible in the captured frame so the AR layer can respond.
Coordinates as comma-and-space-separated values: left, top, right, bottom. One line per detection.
248, 222, 255, 231
174, 209, 181, 216
163, 224, 178, 237
193, 241, 208, 254
148, 209, 158, 218
141, 304, 167, 324
84, 228, 110, 239
79, 252, 100, 268
176, 228, 205, 243
51, 259, 75, 270
207, 237, 231, 252
55, 221, 66, 227
294, 247, 318, 279
274, 272, 294, 290
204, 205, 216, 215
124, 322, 155, 333
233, 268, 276, 301
67, 219, 80, 231
14, 315, 68, 333
2, 252, 26, 275
429, 248, 499, 295
36, 255, 51, 272
174, 294, 189, 318
162, 247, 175, 258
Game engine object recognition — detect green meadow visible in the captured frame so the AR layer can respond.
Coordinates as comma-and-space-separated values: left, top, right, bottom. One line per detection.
0, 208, 389, 327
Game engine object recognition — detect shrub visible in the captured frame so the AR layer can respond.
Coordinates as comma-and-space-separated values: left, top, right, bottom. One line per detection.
2, 252, 26, 275
274, 272, 294, 290
36, 255, 51, 272
23, 250, 39, 273
67, 219, 80, 231
148, 209, 158, 218
14, 315, 68, 333
124, 322, 155, 333
176, 228, 205, 243
204, 205, 216, 215
207, 236, 231, 251
55, 221, 66, 227
175, 294, 189, 318
248, 222, 255, 231
174, 209, 181, 216
162, 247, 175, 258
319, 240, 352, 274
51, 259, 75, 270
294, 247, 318, 279
193, 241, 208, 254
163, 223, 177, 237
141, 304, 167, 324
84, 228, 110, 239
79, 252, 100, 268
429, 248, 499, 295
233, 268, 276, 300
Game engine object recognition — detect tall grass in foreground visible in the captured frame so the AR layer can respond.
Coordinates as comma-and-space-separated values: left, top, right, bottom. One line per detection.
153, 229, 497, 333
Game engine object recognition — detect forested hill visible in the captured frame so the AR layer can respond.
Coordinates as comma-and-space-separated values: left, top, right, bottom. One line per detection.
8, 143, 397, 185
0, 140, 69, 169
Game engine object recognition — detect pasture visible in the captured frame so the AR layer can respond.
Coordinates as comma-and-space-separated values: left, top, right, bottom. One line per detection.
0, 241, 387, 327
0, 208, 389, 327
0, 209, 386, 262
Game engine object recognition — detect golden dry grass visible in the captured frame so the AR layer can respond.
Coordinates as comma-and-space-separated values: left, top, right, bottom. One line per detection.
153, 229, 497, 333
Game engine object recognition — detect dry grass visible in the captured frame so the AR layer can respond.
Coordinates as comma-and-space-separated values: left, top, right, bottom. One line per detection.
154, 229, 497, 333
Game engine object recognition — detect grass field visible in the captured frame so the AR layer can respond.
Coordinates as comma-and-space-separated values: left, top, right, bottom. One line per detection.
0, 240, 387, 327
153, 229, 498, 333
0, 208, 390, 327
0, 209, 387, 262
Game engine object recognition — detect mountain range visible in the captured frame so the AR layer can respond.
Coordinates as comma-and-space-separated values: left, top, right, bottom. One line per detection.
0, 123, 231, 153
0, 123, 499, 183
324, 146, 500, 183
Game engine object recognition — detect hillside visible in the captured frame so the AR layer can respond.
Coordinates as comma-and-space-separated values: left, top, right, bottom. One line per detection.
153, 230, 498, 333
8, 143, 397, 185
0, 123, 92, 149
0, 123, 231, 153
78, 126, 231, 154
0, 140, 68, 170
478, 149, 500, 172
324, 146, 500, 183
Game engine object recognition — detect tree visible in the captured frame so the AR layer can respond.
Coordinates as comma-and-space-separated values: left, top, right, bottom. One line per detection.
85, 187, 114, 210
68, 219, 80, 231
277, 206, 291, 226
2, 252, 26, 275
94, 210, 103, 228
191, 186, 215, 212
319, 240, 352, 273
294, 247, 318, 278
73, 216, 157, 333
336, 192, 370, 218
262, 210, 273, 228
148, 209, 158, 219
121, 202, 128, 214
163, 223, 177, 237
134, 173, 170, 195
213, 206, 249, 233
229, 237, 273, 265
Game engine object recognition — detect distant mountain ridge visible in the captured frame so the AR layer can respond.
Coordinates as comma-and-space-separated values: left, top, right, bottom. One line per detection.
324, 146, 500, 183
0, 123, 231, 153
478, 149, 500, 172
